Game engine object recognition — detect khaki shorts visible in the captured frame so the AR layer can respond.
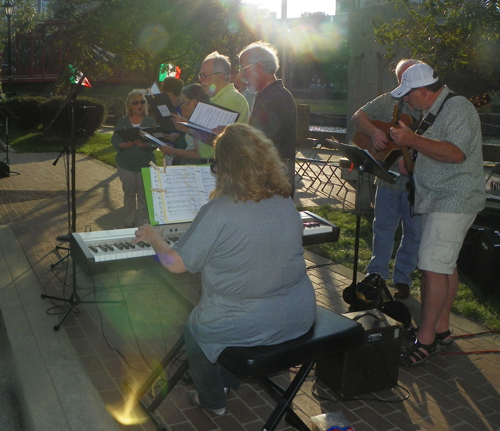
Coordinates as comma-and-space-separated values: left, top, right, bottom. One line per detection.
418, 212, 476, 275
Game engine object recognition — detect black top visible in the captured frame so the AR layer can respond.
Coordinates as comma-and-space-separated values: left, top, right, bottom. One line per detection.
250, 80, 297, 161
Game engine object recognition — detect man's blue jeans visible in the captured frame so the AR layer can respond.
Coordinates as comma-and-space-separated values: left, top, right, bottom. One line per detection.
366, 185, 422, 285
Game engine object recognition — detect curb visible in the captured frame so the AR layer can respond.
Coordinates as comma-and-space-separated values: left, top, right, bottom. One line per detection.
0, 225, 120, 431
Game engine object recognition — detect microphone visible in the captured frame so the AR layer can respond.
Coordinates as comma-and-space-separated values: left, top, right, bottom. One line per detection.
90, 45, 123, 64
89, 46, 115, 67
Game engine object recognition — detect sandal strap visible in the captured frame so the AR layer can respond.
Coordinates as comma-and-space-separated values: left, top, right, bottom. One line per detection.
400, 339, 440, 367
436, 329, 452, 340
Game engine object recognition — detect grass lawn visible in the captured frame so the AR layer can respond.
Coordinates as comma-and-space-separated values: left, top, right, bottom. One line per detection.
301, 205, 500, 331
9, 128, 165, 166
295, 98, 347, 114
7, 124, 500, 332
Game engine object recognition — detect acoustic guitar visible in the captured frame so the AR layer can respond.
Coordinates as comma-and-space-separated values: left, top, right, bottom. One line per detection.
352, 104, 413, 168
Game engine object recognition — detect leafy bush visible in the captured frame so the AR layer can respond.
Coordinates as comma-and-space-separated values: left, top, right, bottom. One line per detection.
476, 91, 500, 114
0, 96, 47, 130
40, 96, 106, 137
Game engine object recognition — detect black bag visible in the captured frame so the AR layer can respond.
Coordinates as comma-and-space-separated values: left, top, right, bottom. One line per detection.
0, 161, 10, 178
342, 273, 412, 328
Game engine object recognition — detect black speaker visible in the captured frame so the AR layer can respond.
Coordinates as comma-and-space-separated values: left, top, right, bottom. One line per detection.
315, 310, 402, 399
458, 226, 500, 295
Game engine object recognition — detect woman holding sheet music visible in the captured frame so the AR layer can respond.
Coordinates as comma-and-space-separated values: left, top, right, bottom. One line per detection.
111, 89, 157, 228
160, 83, 216, 164
134, 124, 315, 416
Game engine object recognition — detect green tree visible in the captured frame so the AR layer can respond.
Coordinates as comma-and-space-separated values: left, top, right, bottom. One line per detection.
49, 0, 258, 91
372, 0, 500, 96
1, 0, 39, 96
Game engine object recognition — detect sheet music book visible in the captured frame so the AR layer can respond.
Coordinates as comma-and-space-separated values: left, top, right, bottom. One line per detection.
115, 127, 164, 143
139, 130, 171, 148
178, 102, 239, 135
143, 165, 216, 224
145, 93, 177, 132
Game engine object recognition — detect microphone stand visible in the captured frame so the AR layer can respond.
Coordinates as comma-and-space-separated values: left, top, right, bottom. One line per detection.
0, 105, 20, 175
42, 52, 123, 331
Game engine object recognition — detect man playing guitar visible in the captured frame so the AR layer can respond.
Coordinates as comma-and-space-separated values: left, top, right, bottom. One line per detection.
351, 59, 422, 300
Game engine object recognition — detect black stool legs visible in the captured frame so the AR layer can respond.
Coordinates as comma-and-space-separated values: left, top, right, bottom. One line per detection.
259, 362, 314, 431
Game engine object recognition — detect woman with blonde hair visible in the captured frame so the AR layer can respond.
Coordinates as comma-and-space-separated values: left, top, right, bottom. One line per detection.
134, 123, 315, 416
111, 89, 157, 227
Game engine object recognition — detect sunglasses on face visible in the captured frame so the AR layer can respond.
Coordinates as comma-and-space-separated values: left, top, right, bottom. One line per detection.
131, 100, 146, 105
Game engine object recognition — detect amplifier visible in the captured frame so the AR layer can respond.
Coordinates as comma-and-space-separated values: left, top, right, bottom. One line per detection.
315, 310, 402, 399
458, 226, 500, 295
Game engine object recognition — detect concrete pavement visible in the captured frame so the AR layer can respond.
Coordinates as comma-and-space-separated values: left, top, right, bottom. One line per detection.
1, 149, 500, 431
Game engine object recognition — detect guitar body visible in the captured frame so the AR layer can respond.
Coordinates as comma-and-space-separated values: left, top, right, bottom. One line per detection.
352, 113, 413, 167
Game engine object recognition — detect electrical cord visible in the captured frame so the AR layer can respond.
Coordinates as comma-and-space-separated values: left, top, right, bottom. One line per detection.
88, 280, 153, 375
148, 348, 190, 399
45, 225, 187, 380
437, 331, 500, 356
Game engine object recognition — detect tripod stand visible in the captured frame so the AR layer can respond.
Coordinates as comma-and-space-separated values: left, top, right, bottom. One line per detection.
42, 53, 122, 331
331, 141, 400, 287
49, 97, 78, 270
0, 105, 20, 176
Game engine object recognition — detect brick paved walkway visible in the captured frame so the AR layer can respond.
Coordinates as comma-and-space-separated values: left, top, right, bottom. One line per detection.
1, 151, 500, 431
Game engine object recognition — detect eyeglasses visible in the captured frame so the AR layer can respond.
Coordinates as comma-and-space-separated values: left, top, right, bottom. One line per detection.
131, 100, 146, 105
198, 72, 222, 80
210, 160, 218, 174
238, 63, 256, 73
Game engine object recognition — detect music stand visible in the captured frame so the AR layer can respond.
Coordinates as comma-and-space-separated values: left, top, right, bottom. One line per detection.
331, 141, 400, 286
0, 104, 20, 175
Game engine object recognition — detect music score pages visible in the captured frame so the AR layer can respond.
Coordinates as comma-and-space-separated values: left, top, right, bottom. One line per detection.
149, 165, 216, 224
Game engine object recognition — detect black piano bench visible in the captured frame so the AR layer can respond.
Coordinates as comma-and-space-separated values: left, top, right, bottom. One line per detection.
218, 305, 364, 431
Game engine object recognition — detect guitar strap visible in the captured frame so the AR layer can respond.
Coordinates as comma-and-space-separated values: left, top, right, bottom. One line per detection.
407, 92, 457, 216
414, 92, 457, 136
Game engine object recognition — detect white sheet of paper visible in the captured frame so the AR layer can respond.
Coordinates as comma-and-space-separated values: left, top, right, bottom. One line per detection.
150, 82, 161, 95
157, 104, 171, 117
189, 102, 238, 131
150, 166, 216, 224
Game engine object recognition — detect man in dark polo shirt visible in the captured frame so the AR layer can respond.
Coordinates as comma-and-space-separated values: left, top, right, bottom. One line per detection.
238, 41, 297, 197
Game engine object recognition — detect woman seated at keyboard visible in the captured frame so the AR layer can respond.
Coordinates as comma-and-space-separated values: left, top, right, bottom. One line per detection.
134, 124, 316, 416
159, 83, 215, 165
